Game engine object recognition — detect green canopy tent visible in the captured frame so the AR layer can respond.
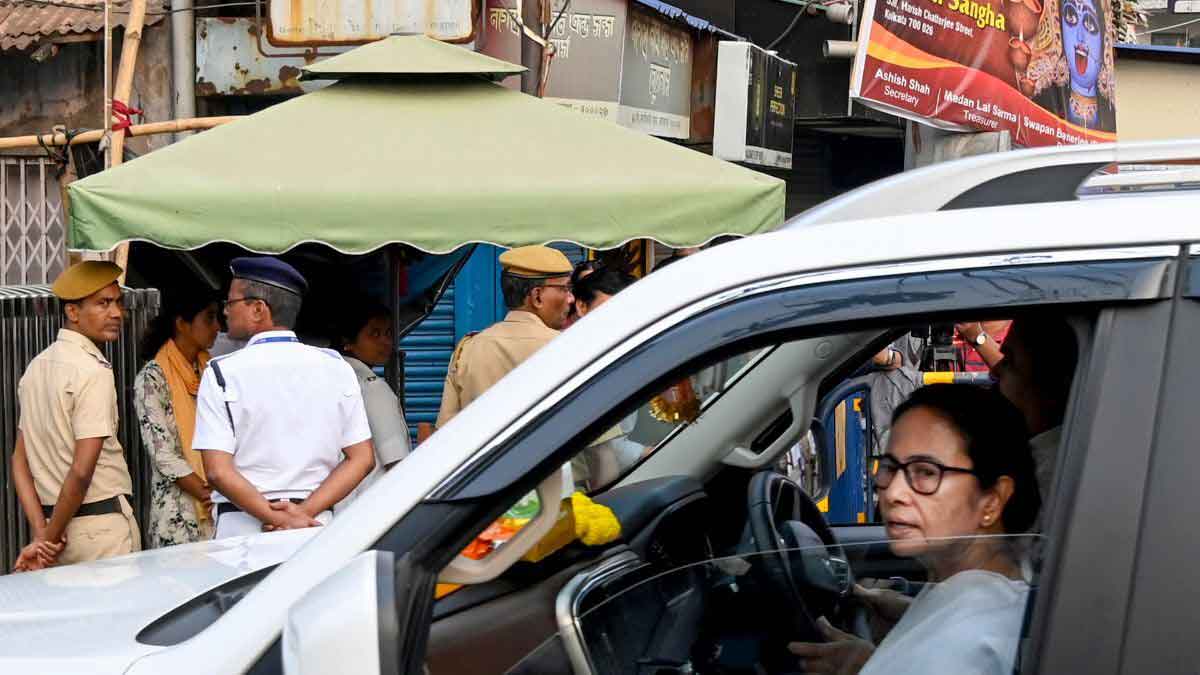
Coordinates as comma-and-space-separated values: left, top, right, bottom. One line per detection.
67, 35, 785, 255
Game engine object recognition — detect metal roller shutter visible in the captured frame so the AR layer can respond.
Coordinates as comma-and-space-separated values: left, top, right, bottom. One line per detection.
550, 242, 586, 266
401, 286, 455, 442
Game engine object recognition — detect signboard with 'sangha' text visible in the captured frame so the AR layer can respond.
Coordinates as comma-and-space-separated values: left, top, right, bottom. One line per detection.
850, 0, 1118, 145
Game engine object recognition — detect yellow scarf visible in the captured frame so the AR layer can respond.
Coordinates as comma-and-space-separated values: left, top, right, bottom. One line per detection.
155, 339, 211, 525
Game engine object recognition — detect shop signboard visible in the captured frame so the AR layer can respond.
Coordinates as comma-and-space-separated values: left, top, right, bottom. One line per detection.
267, 0, 474, 46
480, 0, 693, 138
616, 7, 694, 138
713, 41, 796, 168
482, 0, 626, 119
849, 0, 1118, 146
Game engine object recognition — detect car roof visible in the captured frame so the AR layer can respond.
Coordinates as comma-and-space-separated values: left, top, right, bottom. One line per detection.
787, 138, 1200, 227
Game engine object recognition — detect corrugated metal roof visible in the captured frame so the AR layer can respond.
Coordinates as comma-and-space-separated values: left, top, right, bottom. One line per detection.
0, 0, 165, 52
631, 0, 742, 40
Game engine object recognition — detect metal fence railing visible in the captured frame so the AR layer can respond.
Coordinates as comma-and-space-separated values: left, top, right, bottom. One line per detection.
0, 285, 159, 574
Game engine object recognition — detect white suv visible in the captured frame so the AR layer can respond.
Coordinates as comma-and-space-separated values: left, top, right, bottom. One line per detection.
2, 140, 1198, 675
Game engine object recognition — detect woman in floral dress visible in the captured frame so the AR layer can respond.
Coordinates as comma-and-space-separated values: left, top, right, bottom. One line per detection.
133, 287, 221, 547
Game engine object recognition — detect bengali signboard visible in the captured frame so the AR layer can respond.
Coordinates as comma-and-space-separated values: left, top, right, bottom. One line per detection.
482, 0, 626, 119
268, 0, 474, 46
616, 7, 694, 138
481, 0, 692, 139
713, 41, 797, 168
849, 0, 1118, 146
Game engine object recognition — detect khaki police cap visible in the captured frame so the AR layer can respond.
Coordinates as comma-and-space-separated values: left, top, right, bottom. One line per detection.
51, 261, 122, 301
499, 246, 572, 279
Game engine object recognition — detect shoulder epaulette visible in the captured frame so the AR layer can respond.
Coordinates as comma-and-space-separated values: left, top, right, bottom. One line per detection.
450, 331, 480, 372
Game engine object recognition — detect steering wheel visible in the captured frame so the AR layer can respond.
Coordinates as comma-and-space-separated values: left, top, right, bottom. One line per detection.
747, 470, 859, 646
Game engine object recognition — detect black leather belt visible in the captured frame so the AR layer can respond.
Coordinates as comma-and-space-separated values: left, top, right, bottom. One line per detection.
42, 494, 127, 519
216, 497, 304, 518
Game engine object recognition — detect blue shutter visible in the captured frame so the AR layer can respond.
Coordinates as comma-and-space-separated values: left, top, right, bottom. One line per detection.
401, 286, 456, 440
551, 242, 586, 266
401, 245, 503, 439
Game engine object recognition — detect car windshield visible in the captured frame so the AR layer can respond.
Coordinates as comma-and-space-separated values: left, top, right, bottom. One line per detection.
571, 346, 771, 493
504, 535, 1043, 675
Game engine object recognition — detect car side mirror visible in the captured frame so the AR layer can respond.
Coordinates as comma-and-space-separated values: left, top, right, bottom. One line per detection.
283, 550, 399, 675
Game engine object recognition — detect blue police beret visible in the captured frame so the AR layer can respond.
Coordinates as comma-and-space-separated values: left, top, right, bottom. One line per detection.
230, 256, 308, 295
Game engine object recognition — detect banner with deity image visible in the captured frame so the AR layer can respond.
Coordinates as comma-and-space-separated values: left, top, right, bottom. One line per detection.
849, 0, 1118, 146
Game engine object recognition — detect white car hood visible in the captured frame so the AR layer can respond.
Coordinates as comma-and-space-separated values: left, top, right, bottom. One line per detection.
0, 529, 317, 674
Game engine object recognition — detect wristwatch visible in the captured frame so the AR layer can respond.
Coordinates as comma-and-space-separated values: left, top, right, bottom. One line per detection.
974, 332, 988, 346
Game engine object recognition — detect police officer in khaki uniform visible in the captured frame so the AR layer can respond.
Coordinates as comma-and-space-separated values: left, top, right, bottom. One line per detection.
436, 246, 574, 427
11, 261, 140, 571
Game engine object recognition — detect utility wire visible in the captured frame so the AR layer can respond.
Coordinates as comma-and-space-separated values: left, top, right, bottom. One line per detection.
766, 6, 807, 50
547, 0, 572, 38
5, 0, 261, 16
1135, 15, 1200, 35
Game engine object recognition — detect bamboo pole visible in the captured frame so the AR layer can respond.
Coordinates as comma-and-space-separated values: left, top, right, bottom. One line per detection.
0, 117, 240, 151
108, 0, 147, 169
108, 0, 148, 278
103, 0, 112, 168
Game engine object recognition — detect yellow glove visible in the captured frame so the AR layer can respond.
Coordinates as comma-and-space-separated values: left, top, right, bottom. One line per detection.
570, 492, 621, 546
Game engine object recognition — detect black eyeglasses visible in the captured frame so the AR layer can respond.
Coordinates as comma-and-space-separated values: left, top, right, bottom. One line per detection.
540, 283, 573, 293
221, 296, 263, 310
873, 454, 980, 495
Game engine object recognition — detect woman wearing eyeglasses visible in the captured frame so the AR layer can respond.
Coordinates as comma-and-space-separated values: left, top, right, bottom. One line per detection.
790, 383, 1041, 675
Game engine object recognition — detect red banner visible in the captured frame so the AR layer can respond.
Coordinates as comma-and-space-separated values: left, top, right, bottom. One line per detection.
850, 0, 1118, 146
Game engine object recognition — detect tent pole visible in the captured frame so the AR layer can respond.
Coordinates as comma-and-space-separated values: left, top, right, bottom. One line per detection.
108, 0, 149, 281
109, 0, 147, 170
103, 0, 112, 168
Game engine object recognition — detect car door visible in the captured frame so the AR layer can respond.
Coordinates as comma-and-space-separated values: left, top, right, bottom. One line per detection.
1109, 246, 1200, 674
384, 244, 1178, 675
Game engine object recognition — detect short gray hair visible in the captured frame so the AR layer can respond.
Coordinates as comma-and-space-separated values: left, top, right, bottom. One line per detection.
241, 279, 302, 328
500, 274, 541, 310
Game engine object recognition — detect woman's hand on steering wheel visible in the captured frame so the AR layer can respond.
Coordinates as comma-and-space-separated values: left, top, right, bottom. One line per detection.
788, 617, 874, 675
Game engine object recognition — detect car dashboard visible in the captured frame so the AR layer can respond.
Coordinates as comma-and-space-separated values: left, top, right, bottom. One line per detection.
429, 476, 716, 675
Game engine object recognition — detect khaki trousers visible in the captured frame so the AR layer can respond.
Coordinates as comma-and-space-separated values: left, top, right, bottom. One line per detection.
58, 495, 141, 565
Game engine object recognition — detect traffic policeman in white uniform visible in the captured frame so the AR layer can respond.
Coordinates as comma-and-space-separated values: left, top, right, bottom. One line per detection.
194, 257, 376, 538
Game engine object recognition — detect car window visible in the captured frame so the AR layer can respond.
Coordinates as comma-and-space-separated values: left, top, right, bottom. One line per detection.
505, 535, 1043, 675
571, 346, 772, 493
433, 349, 770, 578
817, 315, 1078, 529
